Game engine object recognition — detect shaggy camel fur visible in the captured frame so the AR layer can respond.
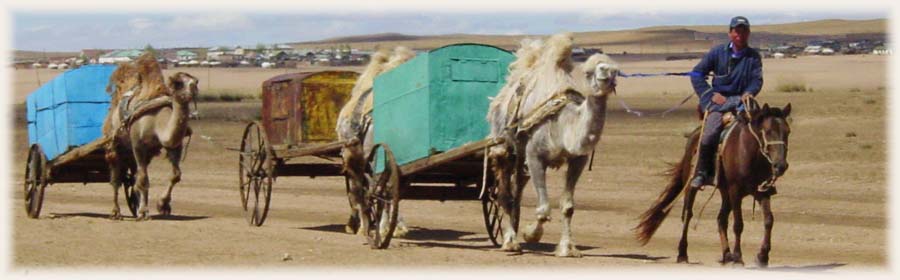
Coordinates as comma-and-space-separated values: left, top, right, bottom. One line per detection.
336, 46, 415, 238
487, 33, 619, 257
107, 72, 198, 220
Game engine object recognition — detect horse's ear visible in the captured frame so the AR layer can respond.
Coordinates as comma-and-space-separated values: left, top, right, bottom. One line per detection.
762, 103, 770, 112
783, 103, 792, 118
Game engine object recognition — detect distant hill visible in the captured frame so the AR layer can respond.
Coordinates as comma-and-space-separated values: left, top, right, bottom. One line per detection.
287, 18, 887, 54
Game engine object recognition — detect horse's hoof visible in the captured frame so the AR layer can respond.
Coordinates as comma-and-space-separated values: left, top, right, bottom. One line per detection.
756, 253, 769, 268
554, 243, 583, 258
522, 223, 544, 244
719, 253, 734, 265
677, 255, 689, 263
732, 260, 745, 267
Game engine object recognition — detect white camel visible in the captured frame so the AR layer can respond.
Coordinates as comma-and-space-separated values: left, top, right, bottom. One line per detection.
487, 33, 619, 257
336, 46, 416, 238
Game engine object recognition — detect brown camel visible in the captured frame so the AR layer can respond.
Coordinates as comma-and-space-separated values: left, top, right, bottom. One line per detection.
107, 72, 198, 220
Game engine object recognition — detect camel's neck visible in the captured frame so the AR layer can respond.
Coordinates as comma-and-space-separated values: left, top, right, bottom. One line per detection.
577, 93, 609, 135
559, 92, 609, 155
162, 94, 191, 147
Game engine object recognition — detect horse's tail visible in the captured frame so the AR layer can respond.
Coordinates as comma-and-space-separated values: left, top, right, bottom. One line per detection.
635, 127, 700, 245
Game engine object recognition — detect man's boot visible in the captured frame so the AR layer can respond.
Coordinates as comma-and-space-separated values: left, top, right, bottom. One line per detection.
690, 145, 716, 189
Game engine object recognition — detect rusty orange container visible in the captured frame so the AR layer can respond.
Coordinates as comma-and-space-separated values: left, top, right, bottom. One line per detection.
261, 71, 359, 148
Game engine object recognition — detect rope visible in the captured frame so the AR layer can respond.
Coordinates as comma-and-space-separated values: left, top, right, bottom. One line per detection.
198, 134, 241, 152
617, 92, 694, 117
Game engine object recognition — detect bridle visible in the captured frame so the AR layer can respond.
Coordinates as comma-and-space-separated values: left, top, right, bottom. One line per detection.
742, 97, 789, 192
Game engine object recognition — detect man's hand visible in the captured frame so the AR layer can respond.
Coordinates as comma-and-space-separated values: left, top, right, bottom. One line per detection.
741, 93, 753, 102
712, 92, 726, 105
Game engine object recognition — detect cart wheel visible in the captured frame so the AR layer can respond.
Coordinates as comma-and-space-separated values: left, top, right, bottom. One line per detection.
24, 145, 47, 219
481, 176, 503, 247
239, 121, 274, 226
363, 143, 401, 249
122, 166, 139, 217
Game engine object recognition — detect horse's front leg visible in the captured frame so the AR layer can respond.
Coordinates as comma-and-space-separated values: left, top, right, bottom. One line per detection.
718, 189, 733, 264
756, 195, 774, 268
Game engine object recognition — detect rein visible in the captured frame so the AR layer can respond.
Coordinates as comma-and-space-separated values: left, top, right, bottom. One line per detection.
742, 97, 787, 193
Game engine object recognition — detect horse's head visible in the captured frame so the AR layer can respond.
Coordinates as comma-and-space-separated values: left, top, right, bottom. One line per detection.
750, 102, 792, 176
168, 72, 200, 119
582, 53, 618, 96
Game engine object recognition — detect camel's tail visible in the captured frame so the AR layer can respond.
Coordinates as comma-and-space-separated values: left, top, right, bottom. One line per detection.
635, 128, 699, 245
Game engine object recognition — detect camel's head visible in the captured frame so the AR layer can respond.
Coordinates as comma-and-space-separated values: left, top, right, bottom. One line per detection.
582, 53, 619, 96
168, 72, 200, 118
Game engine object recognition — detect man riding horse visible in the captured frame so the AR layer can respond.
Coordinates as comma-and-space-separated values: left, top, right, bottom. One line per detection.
689, 16, 763, 189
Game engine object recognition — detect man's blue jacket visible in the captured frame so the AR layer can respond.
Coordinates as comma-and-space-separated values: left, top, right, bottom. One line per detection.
691, 43, 763, 112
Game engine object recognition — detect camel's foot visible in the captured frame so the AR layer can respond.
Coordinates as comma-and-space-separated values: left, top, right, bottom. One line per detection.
392, 222, 409, 238
554, 241, 582, 258
677, 255, 689, 264
500, 239, 522, 252
110, 208, 123, 221
136, 211, 152, 221
156, 200, 172, 216
345, 215, 360, 234
522, 222, 544, 244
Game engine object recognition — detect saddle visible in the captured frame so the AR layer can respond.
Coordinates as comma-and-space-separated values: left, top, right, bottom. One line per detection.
703, 111, 778, 195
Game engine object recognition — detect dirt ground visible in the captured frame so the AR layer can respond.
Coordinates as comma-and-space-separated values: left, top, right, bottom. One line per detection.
7, 55, 887, 271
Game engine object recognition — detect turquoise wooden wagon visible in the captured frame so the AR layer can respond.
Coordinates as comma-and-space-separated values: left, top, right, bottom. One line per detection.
23, 65, 140, 218
368, 43, 516, 247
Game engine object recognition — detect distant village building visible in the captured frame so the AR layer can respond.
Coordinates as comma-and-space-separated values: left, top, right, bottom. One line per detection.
177, 50, 198, 61
98, 49, 143, 63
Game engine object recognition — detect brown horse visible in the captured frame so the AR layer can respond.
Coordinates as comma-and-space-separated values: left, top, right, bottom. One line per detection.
636, 100, 792, 267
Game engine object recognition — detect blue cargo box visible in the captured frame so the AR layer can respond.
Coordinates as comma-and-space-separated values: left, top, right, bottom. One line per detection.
26, 65, 116, 161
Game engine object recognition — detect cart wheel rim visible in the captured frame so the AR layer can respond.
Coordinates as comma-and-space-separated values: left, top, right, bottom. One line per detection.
363, 144, 401, 249
123, 169, 139, 217
482, 183, 504, 247
24, 145, 46, 218
240, 122, 273, 226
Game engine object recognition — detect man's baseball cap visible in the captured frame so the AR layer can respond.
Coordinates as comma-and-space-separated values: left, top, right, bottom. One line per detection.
730, 16, 750, 29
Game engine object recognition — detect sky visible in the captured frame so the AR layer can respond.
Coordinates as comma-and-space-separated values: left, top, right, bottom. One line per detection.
6, 3, 892, 52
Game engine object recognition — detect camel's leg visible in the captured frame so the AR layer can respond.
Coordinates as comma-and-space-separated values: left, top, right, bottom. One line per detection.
133, 147, 153, 221
157, 147, 182, 216
522, 152, 550, 245
109, 162, 124, 220
756, 196, 774, 268
677, 185, 699, 263
555, 155, 587, 258
496, 155, 521, 252
730, 190, 745, 266
718, 190, 734, 264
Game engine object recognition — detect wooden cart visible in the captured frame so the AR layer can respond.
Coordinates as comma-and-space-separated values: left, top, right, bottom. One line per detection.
23, 64, 138, 218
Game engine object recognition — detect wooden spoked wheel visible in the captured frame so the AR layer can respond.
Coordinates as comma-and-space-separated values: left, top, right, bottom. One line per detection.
24, 145, 47, 219
481, 170, 503, 247
122, 166, 139, 217
239, 121, 274, 227
363, 143, 401, 249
